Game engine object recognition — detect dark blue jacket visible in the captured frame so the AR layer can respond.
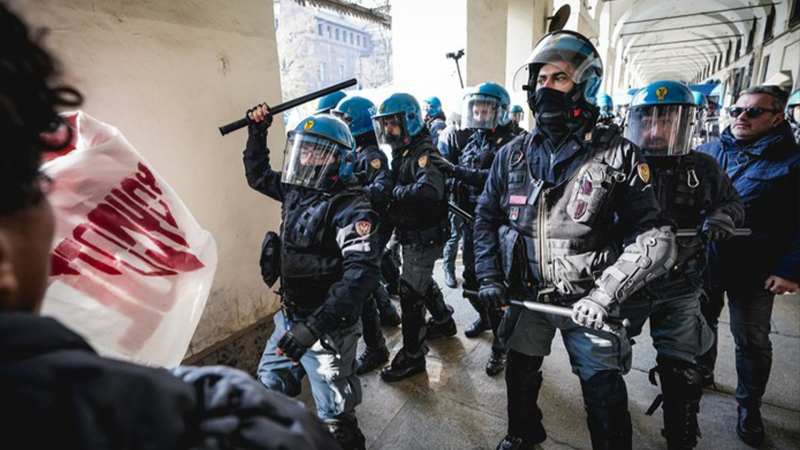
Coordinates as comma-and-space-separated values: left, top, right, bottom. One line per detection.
243, 129, 381, 333
437, 126, 474, 164
698, 121, 800, 284
353, 143, 393, 212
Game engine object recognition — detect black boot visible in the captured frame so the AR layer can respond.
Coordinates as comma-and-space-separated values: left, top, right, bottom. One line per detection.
506, 351, 547, 446
737, 403, 765, 447
465, 316, 491, 338
356, 346, 390, 375
424, 283, 457, 339
495, 435, 538, 450
486, 347, 506, 376
380, 347, 427, 382
648, 360, 704, 449
582, 371, 632, 450
324, 416, 366, 450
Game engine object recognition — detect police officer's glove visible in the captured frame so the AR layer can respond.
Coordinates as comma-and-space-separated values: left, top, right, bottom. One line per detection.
392, 185, 407, 200
478, 277, 508, 310
247, 103, 273, 138
572, 298, 608, 330
430, 153, 457, 175
702, 211, 736, 242
277, 322, 321, 363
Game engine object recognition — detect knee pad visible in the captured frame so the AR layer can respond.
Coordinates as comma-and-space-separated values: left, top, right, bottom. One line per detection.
651, 357, 703, 400
581, 370, 628, 409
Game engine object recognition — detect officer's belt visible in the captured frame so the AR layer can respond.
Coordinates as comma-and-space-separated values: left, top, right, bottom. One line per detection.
395, 219, 449, 245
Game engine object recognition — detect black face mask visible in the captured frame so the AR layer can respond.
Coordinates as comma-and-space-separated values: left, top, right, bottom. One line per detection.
532, 87, 580, 144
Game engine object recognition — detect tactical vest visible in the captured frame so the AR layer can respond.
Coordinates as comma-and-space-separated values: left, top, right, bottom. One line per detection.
386, 140, 448, 231
280, 188, 360, 311
499, 127, 626, 300
457, 129, 513, 207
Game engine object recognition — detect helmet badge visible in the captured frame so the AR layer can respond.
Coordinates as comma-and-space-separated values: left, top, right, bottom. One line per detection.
303, 120, 315, 131
655, 86, 668, 101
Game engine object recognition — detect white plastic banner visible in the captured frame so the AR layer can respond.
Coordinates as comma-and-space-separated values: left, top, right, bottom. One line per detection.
41, 111, 217, 367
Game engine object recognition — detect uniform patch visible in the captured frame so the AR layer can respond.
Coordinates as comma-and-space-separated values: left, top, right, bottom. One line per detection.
637, 163, 651, 183
496, 137, 504, 145
356, 220, 372, 236
512, 150, 524, 165
370, 158, 381, 170
303, 120, 315, 131
509, 195, 527, 205
510, 207, 520, 221
418, 155, 429, 168
403, 149, 409, 157
655, 86, 668, 101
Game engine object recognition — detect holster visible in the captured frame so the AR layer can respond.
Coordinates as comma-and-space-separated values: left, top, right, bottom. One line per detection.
260, 231, 281, 288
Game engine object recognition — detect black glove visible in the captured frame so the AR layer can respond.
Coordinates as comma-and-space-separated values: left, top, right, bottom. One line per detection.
277, 322, 321, 362
478, 277, 508, 310
702, 212, 735, 242
247, 103, 273, 138
430, 153, 457, 174
392, 185, 407, 200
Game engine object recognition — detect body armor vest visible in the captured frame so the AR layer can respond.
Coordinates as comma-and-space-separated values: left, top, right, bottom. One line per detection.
386, 140, 448, 231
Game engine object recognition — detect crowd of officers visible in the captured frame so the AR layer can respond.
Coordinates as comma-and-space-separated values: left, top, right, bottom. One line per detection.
2, 5, 798, 449
243, 29, 800, 450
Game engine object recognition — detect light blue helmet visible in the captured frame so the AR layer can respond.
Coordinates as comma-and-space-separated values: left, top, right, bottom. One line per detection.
462, 82, 511, 130
372, 93, 423, 151
692, 91, 708, 110
422, 96, 443, 118
315, 91, 347, 114
510, 104, 524, 114
625, 81, 697, 157
513, 30, 603, 105
597, 93, 613, 112
786, 89, 800, 122
331, 96, 377, 138
281, 114, 356, 191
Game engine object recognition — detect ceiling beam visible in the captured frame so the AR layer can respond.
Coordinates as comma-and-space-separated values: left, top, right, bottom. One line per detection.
628, 34, 741, 49
621, 3, 775, 26
620, 18, 753, 37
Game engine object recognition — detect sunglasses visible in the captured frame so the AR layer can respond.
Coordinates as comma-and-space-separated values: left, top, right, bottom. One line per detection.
728, 106, 780, 119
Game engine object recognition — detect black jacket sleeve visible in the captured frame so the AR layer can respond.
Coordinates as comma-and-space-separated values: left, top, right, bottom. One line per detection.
242, 128, 286, 202
613, 139, 663, 244
357, 147, 394, 211
393, 150, 446, 203
473, 146, 511, 281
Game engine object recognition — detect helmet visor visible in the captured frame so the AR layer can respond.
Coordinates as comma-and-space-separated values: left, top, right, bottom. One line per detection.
512, 33, 602, 93
281, 132, 344, 190
372, 112, 410, 153
625, 105, 696, 156
462, 95, 500, 130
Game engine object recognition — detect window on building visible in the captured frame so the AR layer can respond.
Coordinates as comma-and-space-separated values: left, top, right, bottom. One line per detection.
336, 28, 340, 41
357, 35, 361, 46
735, 38, 742, 60
319, 62, 326, 82
725, 41, 732, 66
318, 24, 323, 36
763, 6, 776, 42
327, 26, 331, 39
792, 0, 800, 27
761, 55, 770, 83
350, 33, 354, 44
746, 17, 756, 53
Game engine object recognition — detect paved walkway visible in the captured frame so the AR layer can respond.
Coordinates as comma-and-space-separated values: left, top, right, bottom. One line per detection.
297, 260, 800, 449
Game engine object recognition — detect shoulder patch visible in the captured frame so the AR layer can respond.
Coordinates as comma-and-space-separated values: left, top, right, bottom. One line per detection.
637, 162, 651, 183
370, 158, 381, 170
356, 220, 372, 236
418, 155, 429, 168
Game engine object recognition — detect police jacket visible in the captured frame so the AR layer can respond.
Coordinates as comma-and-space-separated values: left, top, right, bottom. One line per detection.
437, 125, 474, 164
452, 123, 517, 210
354, 143, 393, 212
643, 151, 744, 293
0, 314, 340, 450
426, 115, 447, 145
474, 123, 661, 300
387, 134, 448, 233
243, 130, 381, 333
510, 123, 527, 137
699, 122, 800, 284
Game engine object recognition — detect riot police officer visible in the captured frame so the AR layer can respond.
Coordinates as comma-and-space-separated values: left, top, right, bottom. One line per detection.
316, 90, 347, 114
787, 89, 800, 143
422, 96, 447, 144
372, 93, 457, 382
433, 82, 516, 376
691, 91, 710, 147
597, 93, 615, 126
473, 31, 676, 450
509, 104, 526, 135
331, 96, 401, 375
621, 81, 744, 450
244, 106, 381, 450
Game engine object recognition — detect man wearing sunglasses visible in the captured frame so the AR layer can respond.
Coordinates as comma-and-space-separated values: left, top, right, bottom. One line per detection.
696, 85, 800, 447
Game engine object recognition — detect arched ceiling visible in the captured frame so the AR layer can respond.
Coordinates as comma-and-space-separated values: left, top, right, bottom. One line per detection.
600, 0, 779, 84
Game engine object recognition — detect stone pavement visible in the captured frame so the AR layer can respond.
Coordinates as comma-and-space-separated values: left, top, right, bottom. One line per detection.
295, 260, 800, 449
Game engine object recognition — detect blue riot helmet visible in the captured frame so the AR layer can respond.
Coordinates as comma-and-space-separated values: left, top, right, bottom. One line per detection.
786, 89, 800, 124
461, 82, 511, 130
422, 96, 443, 119
281, 114, 356, 191
372, 93, 423, 152
512, 30, 603, 106
510, 104, 524, 124
692, 91, 708, 110
597, 93, 613, 114
625, 80, 697, 157
315, 91, 347, 114
331, 96, 377, 139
